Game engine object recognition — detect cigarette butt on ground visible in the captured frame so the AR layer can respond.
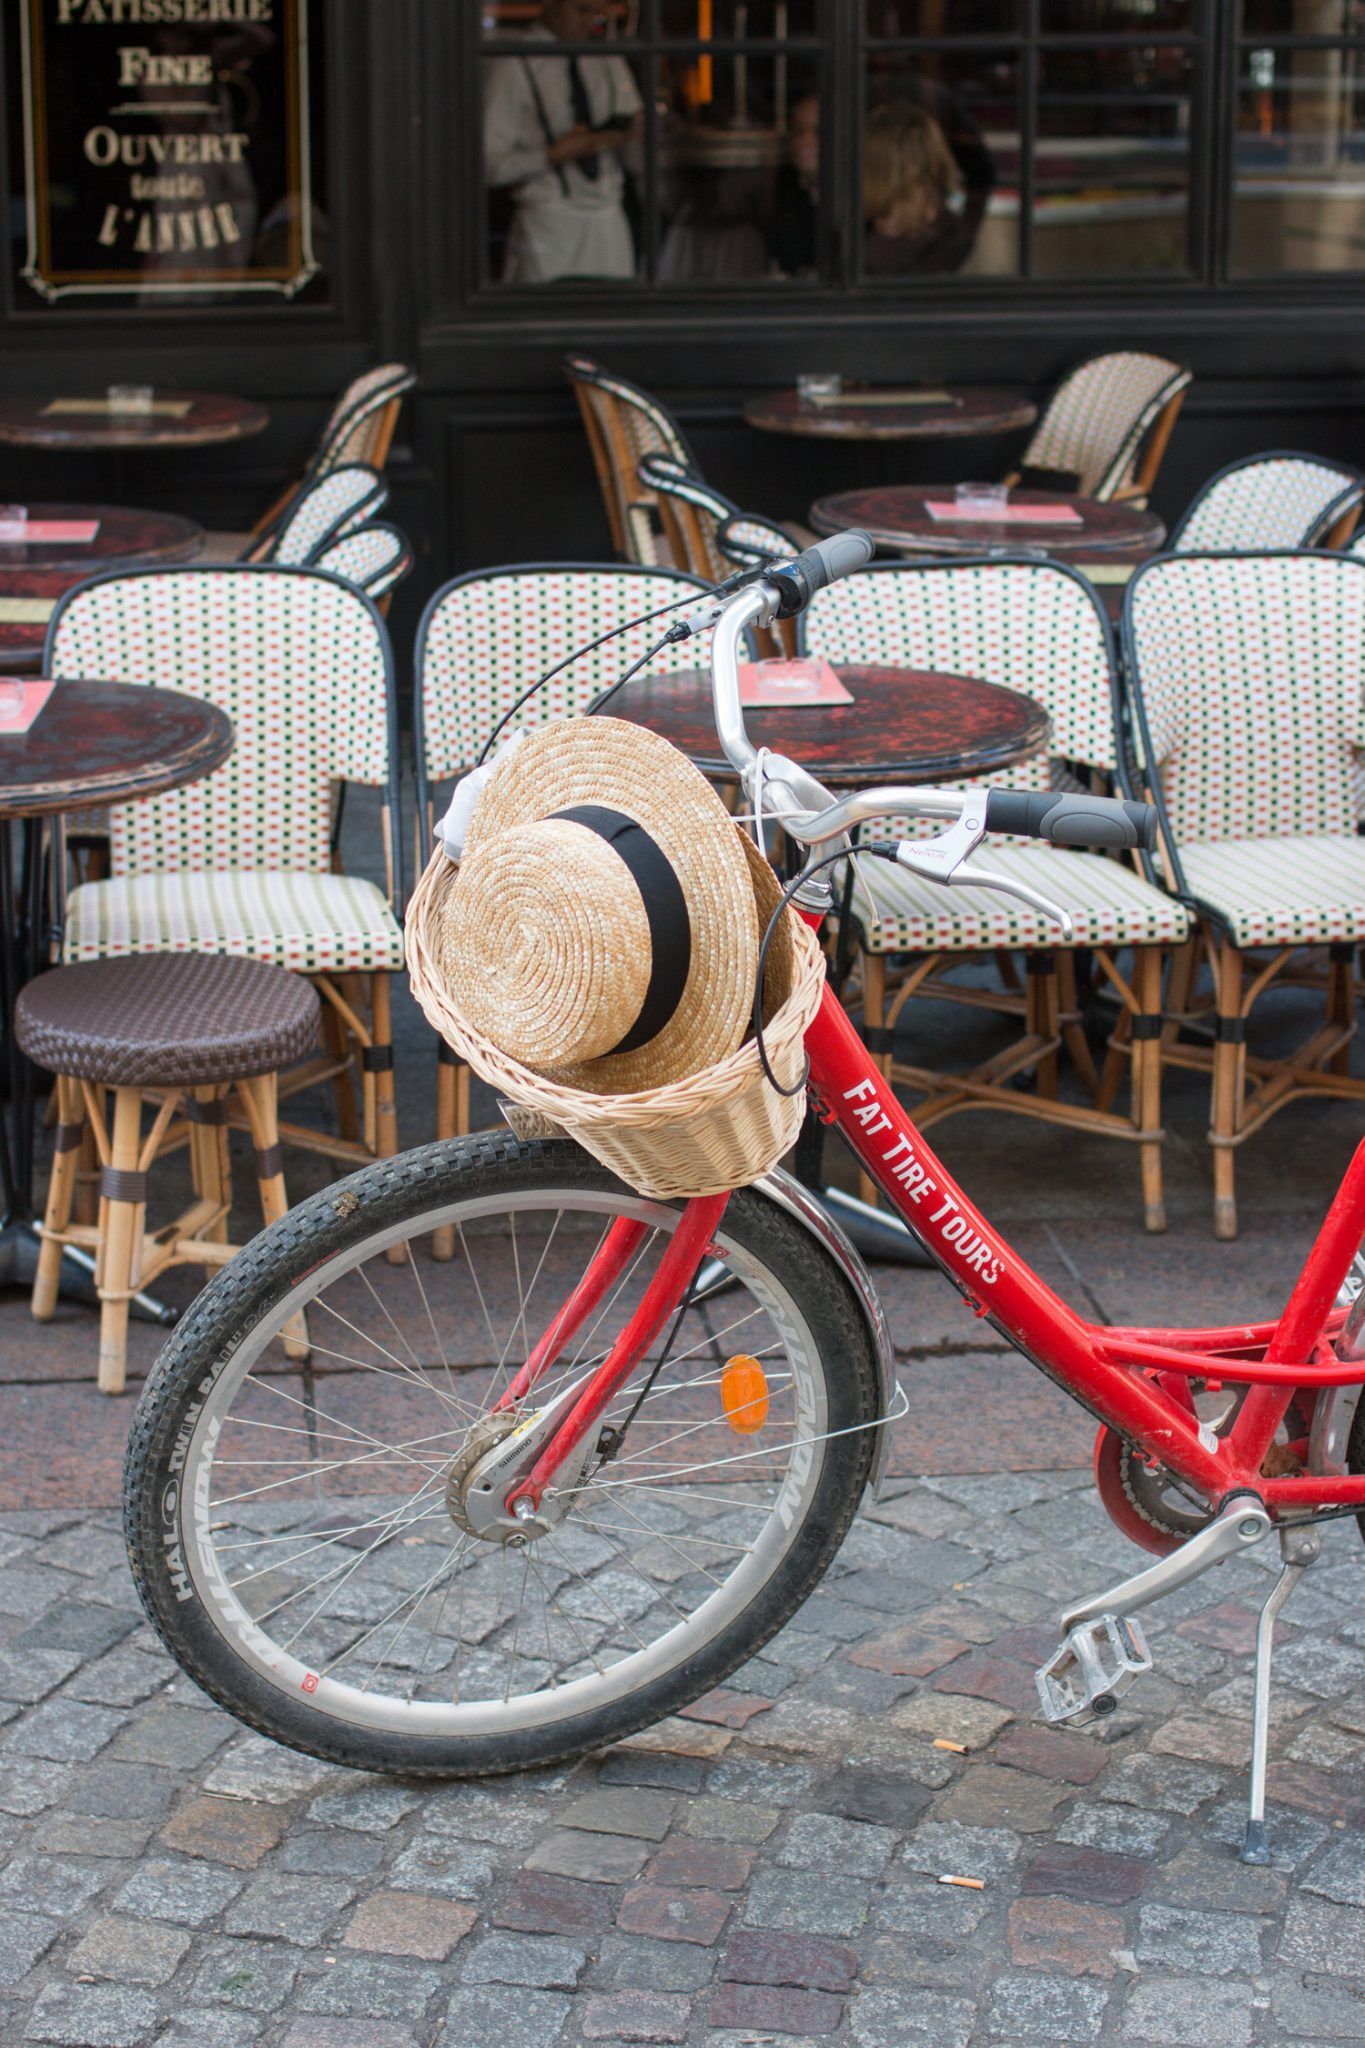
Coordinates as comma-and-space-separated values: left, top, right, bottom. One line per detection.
938, 1874, 986, 1890
932, 1738, 968, 1753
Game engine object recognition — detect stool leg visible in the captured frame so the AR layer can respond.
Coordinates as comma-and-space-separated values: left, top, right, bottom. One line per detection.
188, 1086, 231, 1251
33, 1076, 84, 1323
237, 1074, 309, 1360
96, 1087, 145, 1396
321, 993, 361, 1144
74, 1115, 99, 1227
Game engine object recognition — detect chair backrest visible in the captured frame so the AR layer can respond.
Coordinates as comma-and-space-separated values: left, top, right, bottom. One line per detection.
1021, 352, 1192, 501
637, 453, 739, 583
415, 562, 709, 827
717, 510, 803, 570
315, 363, 415, 476
46, 566, 399, 889
564, 355, 697, 564
1169, 452, 1365, 553
799, 559, 1121, 810
270, 465, 389, 566
315, 522, 412, 600
1122, 551, 1365, 850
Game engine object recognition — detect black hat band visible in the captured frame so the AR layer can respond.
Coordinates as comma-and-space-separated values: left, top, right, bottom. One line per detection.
551, 805, 693, 1056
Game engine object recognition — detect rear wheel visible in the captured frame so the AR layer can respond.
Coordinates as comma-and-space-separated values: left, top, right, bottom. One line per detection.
123, 1136, 881, 1776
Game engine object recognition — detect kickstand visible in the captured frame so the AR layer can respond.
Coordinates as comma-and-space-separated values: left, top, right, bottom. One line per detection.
1242, 1525, 1321, 1866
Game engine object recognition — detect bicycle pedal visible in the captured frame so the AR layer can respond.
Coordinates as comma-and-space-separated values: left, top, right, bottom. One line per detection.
1035, 1612, 1152, 1726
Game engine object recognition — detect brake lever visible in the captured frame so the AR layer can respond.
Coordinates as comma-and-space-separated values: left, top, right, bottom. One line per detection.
893, 812, 1075, 941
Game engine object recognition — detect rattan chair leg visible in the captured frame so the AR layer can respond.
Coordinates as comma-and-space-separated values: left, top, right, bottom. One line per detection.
188, 1085, 231, 1250
859, 952, 889, 1207
1057, 952, 1099, 1096
33, 1076, 83, 1322
96, 1086, 144, 1395
432, 1050, 469, 1263
321, 991, 361, 1144
73, 1117, 99, 1227
1211, 940, 1245, 1241
1027, 955, 1059, 1097
1135, 947, 1167, 1234
370, 973, 406, 1267
1327, 945, 1355, 1077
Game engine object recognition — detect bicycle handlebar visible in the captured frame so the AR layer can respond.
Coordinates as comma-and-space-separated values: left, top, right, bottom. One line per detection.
765, 531, 877, 619
983, 789, 1159, 852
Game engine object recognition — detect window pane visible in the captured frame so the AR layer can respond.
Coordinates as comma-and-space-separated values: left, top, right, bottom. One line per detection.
8, 0, 328, 310
659, 51, 821, 280
1032, 45, 1192, 275
863, 55, 1020, 276
482, 3, 639, 39
864, 3, 1023, 32
659, 2, 818, 37
1240, 3, 1365, 34
1041, 1, 1194, 28
1231, 49, 1365, 273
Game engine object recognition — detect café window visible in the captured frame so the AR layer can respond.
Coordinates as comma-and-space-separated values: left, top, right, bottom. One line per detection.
1232, 3, 1365, 275
5, 0, 330, 310
480, 2, 823, 288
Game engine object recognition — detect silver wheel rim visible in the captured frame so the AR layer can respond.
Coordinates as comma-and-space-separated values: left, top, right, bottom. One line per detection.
172, 1184, 832, 1740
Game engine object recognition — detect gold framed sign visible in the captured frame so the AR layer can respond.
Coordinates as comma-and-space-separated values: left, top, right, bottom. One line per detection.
18, 0, 320, 303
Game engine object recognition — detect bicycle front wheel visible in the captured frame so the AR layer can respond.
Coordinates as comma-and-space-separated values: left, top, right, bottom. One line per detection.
124, 1135, 881, 1777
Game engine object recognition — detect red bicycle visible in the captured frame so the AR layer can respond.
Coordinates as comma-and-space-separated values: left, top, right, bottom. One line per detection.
125, 538, 1365, 1866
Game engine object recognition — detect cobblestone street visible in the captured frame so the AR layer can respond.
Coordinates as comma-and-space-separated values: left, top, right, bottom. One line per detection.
2, 791, 1364, 2044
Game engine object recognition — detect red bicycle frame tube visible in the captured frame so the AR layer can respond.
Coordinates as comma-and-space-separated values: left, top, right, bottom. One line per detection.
504, 950, 1365, 1519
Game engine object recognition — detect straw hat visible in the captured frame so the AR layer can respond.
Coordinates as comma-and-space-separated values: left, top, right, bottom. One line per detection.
434, 718, 764, 1094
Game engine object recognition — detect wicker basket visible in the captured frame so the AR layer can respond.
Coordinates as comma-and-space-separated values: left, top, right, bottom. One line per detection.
406, 829, 826, 1200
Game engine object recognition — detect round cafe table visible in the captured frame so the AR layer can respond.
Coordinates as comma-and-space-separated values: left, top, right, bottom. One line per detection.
620, 662, 1050, 789
623, 657, 1050, 1265
0, 504, 204, 575
745, 385, 1037, 444
810, 485, 1165, 560
0, 679, 234, 1293
0, 392, 268, 452
0, 571, 83, 676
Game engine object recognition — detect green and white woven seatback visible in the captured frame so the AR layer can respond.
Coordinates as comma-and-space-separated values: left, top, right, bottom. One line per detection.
314, 523, 411, 600
50, 566, 404, 977
271, 466, 388, 566
1171, 454, 1365, 554
316, 364, 414, 474
415, 563, 709, 802
1021, 352, 1190, 500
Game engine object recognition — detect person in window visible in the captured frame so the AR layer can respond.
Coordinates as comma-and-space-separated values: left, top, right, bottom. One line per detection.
862, 99, 988, 276
484, 0, 643, 284
769, 91, 821, 279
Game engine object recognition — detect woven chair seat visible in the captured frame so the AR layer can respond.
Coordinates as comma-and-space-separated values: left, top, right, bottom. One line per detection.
62, 870, 406, 976
851, 843, 1191, 955
17, 952, 320, 1089
1177, 836, 1365, 949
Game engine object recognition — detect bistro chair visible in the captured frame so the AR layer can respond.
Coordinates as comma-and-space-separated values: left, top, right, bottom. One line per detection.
314, 522, 413, 602
19, 953, 319, 1394
1169, 452, 1365, 553
46, 565, 405, 1176
268, 464, 390, 567
564, 354, 699, 564
415, 561, 709, 1248
800, 558, 1192, 1232
1122, 550, 1365, 1239
636, 453, 804, 653
203, 367, 414, 563
1013, 352, 1192, 504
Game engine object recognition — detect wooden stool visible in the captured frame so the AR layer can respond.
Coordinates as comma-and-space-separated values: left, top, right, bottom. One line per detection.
16, 952, 320, 1394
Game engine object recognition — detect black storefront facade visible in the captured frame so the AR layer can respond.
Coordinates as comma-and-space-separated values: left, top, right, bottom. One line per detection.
3, 0, 1365, 643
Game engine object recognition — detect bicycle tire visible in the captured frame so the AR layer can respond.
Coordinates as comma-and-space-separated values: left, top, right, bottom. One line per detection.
123, 1134, 881, 1778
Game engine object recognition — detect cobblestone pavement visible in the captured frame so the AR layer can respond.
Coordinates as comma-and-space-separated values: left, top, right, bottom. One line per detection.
0, 1459, 1362, 2046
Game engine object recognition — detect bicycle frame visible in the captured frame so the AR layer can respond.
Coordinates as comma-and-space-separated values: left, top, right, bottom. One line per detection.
504, 916, 1365, 1531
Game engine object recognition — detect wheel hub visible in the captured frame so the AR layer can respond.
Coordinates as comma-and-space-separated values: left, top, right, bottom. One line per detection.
445, 1413, 527, 1543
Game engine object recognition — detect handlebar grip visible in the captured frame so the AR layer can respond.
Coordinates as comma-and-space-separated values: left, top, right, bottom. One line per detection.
768, 530, 876, 619
984, 789, 1159, 852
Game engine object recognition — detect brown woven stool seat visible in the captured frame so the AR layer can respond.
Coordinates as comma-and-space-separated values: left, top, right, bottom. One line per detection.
17, 953, 319, 1088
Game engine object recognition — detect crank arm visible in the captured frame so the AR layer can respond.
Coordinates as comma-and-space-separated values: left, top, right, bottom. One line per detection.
1060, 1497, 1272, 1634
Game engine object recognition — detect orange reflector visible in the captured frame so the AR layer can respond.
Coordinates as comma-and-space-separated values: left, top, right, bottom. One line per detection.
721, 1354, 769, 1434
